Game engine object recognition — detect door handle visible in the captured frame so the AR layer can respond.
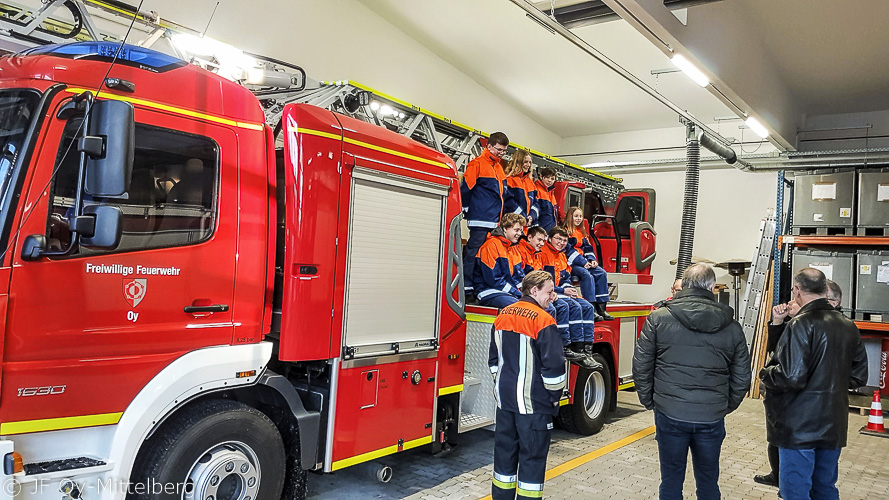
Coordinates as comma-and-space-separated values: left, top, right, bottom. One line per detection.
184, 304, 229, 313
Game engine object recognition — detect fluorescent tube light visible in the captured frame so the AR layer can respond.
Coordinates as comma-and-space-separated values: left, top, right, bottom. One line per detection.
745, 116, 770, 138
670, 54, 709, 87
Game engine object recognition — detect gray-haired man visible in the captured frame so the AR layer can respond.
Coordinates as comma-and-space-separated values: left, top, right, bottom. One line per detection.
633, 263, 751, 500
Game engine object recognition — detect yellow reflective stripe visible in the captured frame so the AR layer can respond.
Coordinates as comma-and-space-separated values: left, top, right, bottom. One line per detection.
618, 382, 635, 390
328, 81, 619, 182
295, 127, 451, 170
438, 384, 464, 396
64, 88, 265, 131
295, 128, 341, 141
466, 313, 496, 324
609, 310, 651, 318
517, 487, 544, 498
0, 412, 122, 435
340, 81, 485, 136
330, 435, 432, 471
492, 478, 517, 490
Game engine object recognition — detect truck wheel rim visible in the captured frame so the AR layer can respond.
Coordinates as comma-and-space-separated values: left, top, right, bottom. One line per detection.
183, 441, 261, 500
583, 371, 606, 419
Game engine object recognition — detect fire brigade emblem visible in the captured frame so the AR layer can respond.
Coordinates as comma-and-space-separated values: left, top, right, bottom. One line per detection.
123, 278, 147, 307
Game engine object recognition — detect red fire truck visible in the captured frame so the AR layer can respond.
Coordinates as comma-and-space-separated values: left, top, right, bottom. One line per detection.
0, 41, 656, 500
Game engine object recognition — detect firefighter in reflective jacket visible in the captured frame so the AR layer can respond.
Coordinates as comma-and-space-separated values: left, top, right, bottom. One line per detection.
503, 150, 537, 223
461, 131, 510, 295
489, 270, 566, 500
517, 226, 597, 370
560, 206, 613, 321
539, 227, 601, 370
532, 167, 559, 232
474, 213, 526, 309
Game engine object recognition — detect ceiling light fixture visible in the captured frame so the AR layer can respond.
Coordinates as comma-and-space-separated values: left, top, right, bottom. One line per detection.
670, 54, 709, 87
745, 116, 770, 138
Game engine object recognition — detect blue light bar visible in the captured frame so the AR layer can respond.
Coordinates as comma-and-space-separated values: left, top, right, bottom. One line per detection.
22, 42, 185, 72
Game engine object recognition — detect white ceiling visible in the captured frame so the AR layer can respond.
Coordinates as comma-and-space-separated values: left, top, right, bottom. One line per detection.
358, 0, 731, 138
740, 0, 889, 116
79, 0, 889, 152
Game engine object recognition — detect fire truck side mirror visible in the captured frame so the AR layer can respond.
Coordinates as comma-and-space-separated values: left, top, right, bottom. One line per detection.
21, 234, 47, 261
80, 205, 123, 250
83, 100, 134, 198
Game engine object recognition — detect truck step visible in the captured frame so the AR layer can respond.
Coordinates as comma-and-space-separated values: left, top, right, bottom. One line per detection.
24, 457, 106, 475
459, 412, 494, 433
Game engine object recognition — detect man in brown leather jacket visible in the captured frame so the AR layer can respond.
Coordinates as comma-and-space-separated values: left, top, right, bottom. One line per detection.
759, 269, 868, 500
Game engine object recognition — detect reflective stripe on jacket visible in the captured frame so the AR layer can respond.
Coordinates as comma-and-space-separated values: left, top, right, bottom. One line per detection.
538, 242, 572, 294
504, 172, 537, 220
567, 227, 596, 263
533, 180, 557, 231
489, 297, 566, 415
474, 230, 522, 300
461, 152, 507, 228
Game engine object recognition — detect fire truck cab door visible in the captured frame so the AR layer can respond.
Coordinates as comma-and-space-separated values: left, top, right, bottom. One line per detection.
3, 103, 240, 422
613, 189, 657, 274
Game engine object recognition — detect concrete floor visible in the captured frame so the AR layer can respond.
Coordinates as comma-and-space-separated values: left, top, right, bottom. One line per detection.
307, 391, 889, 499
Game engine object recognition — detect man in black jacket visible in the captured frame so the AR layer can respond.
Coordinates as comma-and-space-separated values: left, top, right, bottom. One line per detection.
754, 279, 843, 488
760, 269, 868, 500
633, 263, 750, 500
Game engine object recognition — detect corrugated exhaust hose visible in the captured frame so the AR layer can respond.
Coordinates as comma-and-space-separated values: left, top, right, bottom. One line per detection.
676, 124, 700, 279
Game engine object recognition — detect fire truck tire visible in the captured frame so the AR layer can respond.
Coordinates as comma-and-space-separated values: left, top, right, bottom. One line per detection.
128, 399, 287, 500
557, 354, 612, 435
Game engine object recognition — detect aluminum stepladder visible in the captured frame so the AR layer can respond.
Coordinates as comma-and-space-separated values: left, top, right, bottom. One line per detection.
740, 209, 778, 351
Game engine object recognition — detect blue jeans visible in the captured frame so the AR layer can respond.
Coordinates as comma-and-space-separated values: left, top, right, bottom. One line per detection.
654, 409, 725, 500
778, 448, 840, 500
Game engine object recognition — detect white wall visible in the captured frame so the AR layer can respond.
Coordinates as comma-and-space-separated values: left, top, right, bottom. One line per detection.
614, 168, 778, 305
141, 0, 561, 152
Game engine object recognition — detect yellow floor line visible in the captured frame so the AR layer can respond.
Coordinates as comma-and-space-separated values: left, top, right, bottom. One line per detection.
479, 425, 656, 500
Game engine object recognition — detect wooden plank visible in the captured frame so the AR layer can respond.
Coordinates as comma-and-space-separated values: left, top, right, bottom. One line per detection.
749, 265, 774, 400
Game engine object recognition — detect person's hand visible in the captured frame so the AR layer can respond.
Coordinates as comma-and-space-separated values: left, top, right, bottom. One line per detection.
771, 303, 790, 324
564, 287, 578, 298
584, 261, 593, 269
527, 216, 533, 226
589, 260, 598, 268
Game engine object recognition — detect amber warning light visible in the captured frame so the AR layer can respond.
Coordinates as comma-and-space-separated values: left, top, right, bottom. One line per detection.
236, 370, 257, 379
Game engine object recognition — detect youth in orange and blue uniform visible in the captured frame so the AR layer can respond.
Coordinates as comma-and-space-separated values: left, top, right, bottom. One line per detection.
533, 179, 558, 232
514, 237, 568, 330
539, 241, 596, 345
489, 297, 566, 500
474, 227, 523, 309
461, 149, 508, 293
566, 226, 610, 305
504, 170, 537, 221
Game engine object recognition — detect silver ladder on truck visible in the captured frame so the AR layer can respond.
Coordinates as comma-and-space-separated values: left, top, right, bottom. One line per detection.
0, 0, 623, 198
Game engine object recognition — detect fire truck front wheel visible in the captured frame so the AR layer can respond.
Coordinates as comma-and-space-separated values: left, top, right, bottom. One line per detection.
557, 354, 613, 435
128, 399, 287, 500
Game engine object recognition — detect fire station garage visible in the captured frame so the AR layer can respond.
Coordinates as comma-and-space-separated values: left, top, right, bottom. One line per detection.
0, 1, 887, 500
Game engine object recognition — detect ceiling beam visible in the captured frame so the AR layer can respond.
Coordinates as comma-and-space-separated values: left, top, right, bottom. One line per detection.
554, 0, 726, 29
600, 0, 798, 151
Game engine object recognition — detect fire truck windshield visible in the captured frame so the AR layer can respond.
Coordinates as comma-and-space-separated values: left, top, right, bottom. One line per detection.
0, 89, 41, 213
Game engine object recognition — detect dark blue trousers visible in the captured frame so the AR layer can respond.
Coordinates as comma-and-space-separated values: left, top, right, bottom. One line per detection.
570, 265, 609, 303
463, 227, 492, 294
479, 294, 519, 310
492, 408, 553, 500
778, 448, 841, 500
654, 409, 726, 500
